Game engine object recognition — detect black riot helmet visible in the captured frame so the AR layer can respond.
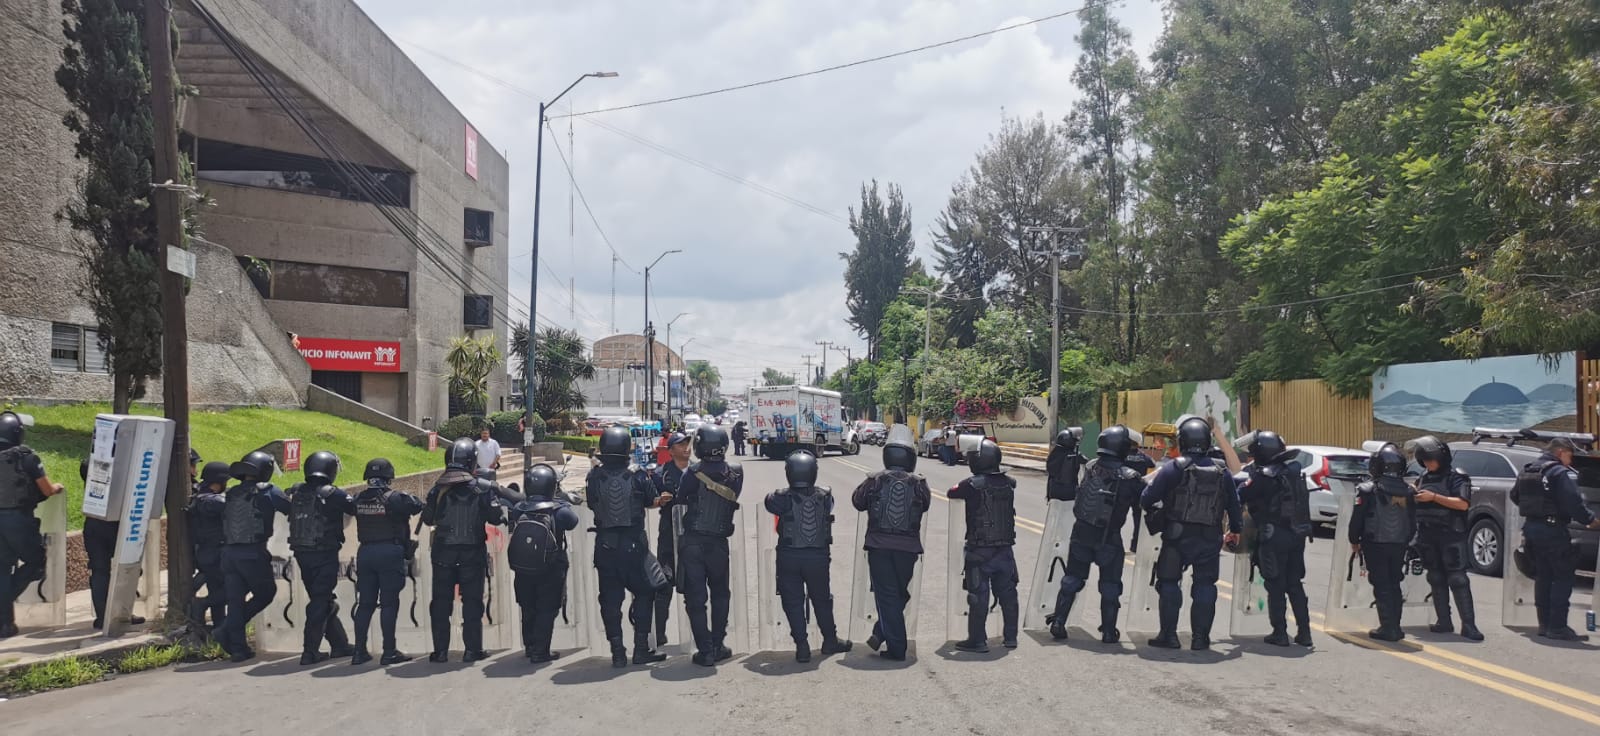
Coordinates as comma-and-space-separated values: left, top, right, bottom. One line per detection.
597, 425, 632, 463
785, 450, 819, 489
524, 464, 559, 499
1370, 444, 1408, 479
1097, 425, 1134, 459
446, 437, 478, 470
364, 457, 396, 481
882, 424, 917, 472
694, 425, 729, 460
0, 411, 24, 449
201, 461, 232, 487
970, 439, 1003, 475
230, 450, 277, 482
1054, 429, 1080, 452
1246, 430, 1289, 466
1176, 417, 1213, 457
1410, 435, 1452, 469
304, 450, 340, 484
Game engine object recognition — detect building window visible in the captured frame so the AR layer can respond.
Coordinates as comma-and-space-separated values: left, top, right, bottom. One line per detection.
239, 257, 409, 309
50, 323, 109, 374
311, 370, 363, 403
463, 294, 494, 329
464, 209, 493, 247
196, 139, 412, 207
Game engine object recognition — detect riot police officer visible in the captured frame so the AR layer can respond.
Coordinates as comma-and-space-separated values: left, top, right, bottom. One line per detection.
1238, 431, 1314, 647
1140, 417, 1242, 650
286, 451, 357, 664
0, 412, 63, 639
1511, 437, 1600, 640
588, 425, 671, 668
217, 451, 292, 662
1048, 425, 1144, 643
764, 450, 852, 662
1408, 436, 1482, 641
508, 464, 579, 662
650, 431, 693, 649
674, 426, 743, 666
1350, 444, 1416, 642
851, 425, 932, 661
421, 438, 508, 663
186, 461, 231, 631
948, 440, 1020, 652
1045, 428, 1087, 502
350, 458, 423, 665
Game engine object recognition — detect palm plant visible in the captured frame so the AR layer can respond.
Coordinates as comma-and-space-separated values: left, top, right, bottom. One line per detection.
445, 334, 501, 415
512, 323, 597, 422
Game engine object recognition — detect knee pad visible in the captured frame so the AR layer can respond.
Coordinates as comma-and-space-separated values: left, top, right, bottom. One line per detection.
1061, 575, 1087, 595
966, 591, 983, 610
1098, 580, 1123, 599
1156, 580, 1181, 597
1446, 571, 1470, 590
1192, 583, 1218, 605
1426, 569, 1447, 588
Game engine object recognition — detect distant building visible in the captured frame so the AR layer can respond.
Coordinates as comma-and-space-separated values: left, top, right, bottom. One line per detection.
0, 0, 509, 423
592, 334, 682, 372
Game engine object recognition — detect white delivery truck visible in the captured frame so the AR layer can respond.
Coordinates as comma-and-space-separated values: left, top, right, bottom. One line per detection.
746, 385, 860, 458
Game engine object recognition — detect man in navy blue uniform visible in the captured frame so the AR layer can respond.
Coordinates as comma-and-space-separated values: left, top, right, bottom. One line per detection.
217, 451, 292, 662
0, 412, 63, 640
1048, 425, 1145, 644
764, 450, 852, 662
649, 431, 692, 649
1511, 437, 1600, 641
1140, 417, 1242, 651
350, 457, 424, 666
673, 426, 743, 666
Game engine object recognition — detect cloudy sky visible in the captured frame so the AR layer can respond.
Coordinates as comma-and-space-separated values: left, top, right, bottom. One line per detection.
353, 0, 1164, 392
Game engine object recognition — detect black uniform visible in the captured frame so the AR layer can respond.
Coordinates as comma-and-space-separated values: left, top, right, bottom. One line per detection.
421, 471, 506, 658
0, 445, 48, 635
1512, 453, 1599, 637
587, 462, 669, 662
287, 481, 358, 658
1140, 456, 1244, 647
351, 483, 423, 659
764, 485, 843, 649
186, 485, 227, 628
1045, 444, 1087, 502
507, 496, 579, 660
948, 471, 1020, 647
1349, 477, 1417, 640
851, 469, 931, 660
1049, 457, 1144, 640
731, 423, 748, 456
673, 459, 743, 658
217, 481, 292, 658
650, 461, 688, 646
1239, 460, 1314, 644
1412, 467, 1476, 634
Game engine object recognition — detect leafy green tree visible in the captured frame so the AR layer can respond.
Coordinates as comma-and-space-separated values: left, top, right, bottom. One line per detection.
56, 0, 164, 413
445, 335, 502, 415
513, 324, 595, 419
841, 180, 914, 359
761, 368, 795, 386
685, 360, 721, 411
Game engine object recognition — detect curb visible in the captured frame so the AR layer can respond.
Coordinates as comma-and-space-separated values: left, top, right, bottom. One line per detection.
0, 632, 167, 678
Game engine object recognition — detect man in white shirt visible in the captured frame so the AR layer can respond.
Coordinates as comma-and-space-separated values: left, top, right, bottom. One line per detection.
474, 428, 501, 471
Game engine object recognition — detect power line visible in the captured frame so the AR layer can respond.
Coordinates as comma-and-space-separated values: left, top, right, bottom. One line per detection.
540, 121, 640, 275
552, 2, 1111, 118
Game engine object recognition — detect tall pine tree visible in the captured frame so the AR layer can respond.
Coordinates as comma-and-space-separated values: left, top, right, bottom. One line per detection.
841, 180, 914, 360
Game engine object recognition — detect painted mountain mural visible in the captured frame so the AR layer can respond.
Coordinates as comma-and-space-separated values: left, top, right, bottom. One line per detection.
1372, 354, 1577, 440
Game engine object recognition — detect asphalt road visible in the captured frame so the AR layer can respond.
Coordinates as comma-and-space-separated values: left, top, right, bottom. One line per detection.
4, 452, 1598, 735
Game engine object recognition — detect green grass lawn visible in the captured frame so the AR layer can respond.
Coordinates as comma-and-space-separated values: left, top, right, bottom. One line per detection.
6, 403, 442, 530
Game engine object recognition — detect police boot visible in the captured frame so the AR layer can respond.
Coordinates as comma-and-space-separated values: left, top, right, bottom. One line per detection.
379, 651, 412, 665
714, 640, 734, 662
1047, 614, 1069, 641
1453, 585, 1483, 641
350, 649, 373, 666
866, 633, 882, 652
633, 633, 667, 665
300, 650, 329, 666
795, 638, 811, 663
1290, 592, 1314, 647
0, 622, 18, 639
609, 637, 629, 668
529, 649, 560, 664
1535, 604, 1550, 638
1147, 630, 1181, 649
1428, 592, 1454, 634
1264, 597, 1291, 646
820, 636, 853, 655
1099, 600, 1121, 644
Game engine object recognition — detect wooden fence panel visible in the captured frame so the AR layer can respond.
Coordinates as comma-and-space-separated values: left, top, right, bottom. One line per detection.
1249, 379, 1373, 450
1580, 359, 1600, 436
1103, 388, 1165, 432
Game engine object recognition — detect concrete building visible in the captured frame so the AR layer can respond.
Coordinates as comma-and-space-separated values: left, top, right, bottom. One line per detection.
1, 0, 509, 423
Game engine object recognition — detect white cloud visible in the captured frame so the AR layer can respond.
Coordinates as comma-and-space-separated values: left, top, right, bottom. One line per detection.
354, 0, 1164, 392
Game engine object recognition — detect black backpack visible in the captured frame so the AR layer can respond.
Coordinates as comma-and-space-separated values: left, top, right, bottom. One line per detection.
507, 504, 562, 573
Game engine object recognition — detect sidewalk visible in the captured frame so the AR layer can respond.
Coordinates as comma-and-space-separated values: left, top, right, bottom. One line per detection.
0, 583, 166, 676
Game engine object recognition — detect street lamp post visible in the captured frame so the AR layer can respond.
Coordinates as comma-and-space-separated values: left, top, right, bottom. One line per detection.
903, 285, 947, 435
1023, 225, 1085, 439
526, 71, 618, 463
679, 337, 696, 416
642, 249, 681, 423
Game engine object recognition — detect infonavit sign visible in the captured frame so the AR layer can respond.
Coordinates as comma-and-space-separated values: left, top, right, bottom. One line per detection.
296, 336, 402, 373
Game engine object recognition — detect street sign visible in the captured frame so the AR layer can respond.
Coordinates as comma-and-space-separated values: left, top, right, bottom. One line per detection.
427, 432, 438, 452
282, 438, 302, 471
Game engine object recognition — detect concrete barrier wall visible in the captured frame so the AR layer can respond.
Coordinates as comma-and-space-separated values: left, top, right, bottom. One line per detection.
305, 384, 428, 442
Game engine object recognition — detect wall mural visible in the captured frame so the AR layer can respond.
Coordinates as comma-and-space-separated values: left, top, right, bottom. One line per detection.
1163, 380, 1243, 439
1371, 353, 1577, 443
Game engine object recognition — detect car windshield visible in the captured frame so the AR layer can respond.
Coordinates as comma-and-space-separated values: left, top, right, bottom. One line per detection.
1327, 456, 1368, 477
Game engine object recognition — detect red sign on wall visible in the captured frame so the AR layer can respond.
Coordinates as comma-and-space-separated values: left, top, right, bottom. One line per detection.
282, 439, 302, 472
297, 337, 402, 373
465, 124, 479, 180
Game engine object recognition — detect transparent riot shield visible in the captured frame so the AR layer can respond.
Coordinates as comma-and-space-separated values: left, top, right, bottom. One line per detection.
1399, 544, 1434, 626
1228, 548, 1273, 637
673, 507, 751, 654
550, 505, 593, 653
481, 522, 515, 650
757, 505, 820, 651
256, 514, 305, 652
392, 524, 434, 655
945, 499, 970, 642
331, 520, 358, 652
1501, 496, 1540, 628
1125, 521, 1166, 634
1325, 477, 1375, 632
643, 506, 686, 652
1022, 499, 1073, 632
11, 492, 67, 629
846, 512, 931, 643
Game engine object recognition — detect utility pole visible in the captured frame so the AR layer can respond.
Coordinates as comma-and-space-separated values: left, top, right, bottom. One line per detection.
145, 0, 193, 618
830, 344, 852, 411
1025, 225, 1085, 437
902, 285, 945, 435
801, 355, 815, 386
641, 250, 680, 423
814, 341, 833, 385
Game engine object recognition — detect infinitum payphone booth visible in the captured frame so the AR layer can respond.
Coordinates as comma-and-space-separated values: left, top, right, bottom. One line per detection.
83, 414, 174, 637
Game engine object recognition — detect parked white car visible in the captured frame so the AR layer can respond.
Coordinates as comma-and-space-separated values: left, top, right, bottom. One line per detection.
1291, 445, 1370, 526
